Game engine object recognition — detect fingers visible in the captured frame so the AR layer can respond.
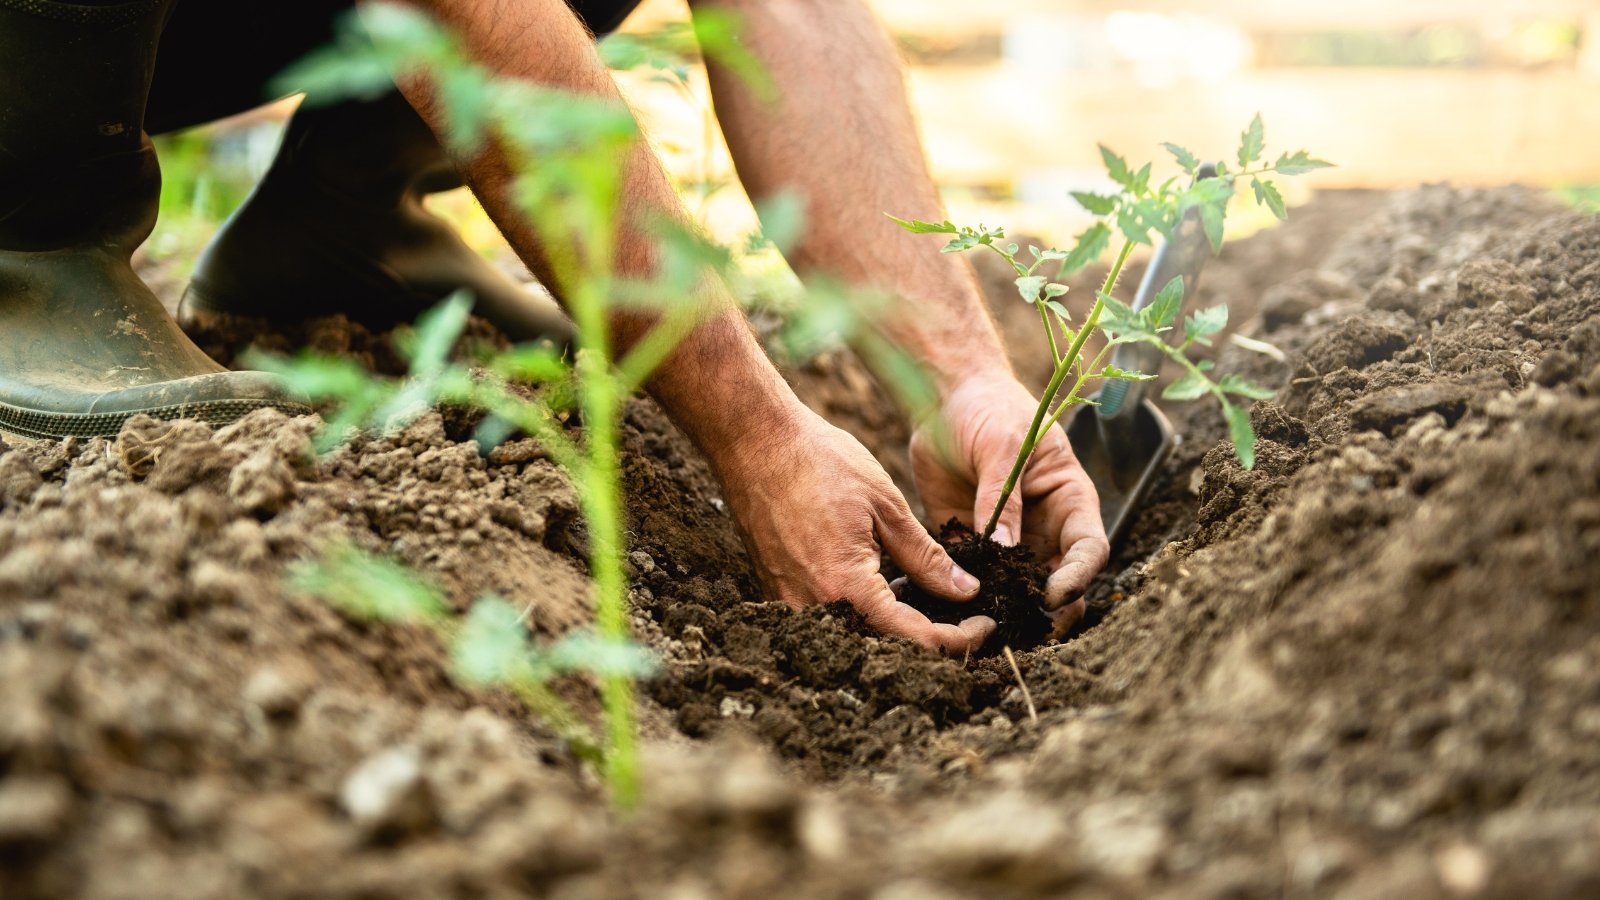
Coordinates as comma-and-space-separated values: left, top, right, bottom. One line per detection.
1046, 529, 1110, 610
855, 579, 995, 655
874, 493, 980, 602
1047, 598, 1088, 641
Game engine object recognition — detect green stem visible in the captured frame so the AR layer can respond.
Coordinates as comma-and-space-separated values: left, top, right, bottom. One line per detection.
1036, 300, 1061, 363
981, 239, 1136, 538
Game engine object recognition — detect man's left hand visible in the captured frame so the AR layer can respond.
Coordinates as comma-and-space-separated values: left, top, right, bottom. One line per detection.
909, 372, 1111, 633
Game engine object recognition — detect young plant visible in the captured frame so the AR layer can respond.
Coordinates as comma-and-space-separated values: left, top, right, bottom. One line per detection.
289, 541, 656, 765
893, 115, 1329, 538
256, 2, 761, 807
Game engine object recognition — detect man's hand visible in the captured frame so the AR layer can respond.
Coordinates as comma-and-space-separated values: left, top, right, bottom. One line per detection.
712, 404, 996, 656
911, 372, 1111, 631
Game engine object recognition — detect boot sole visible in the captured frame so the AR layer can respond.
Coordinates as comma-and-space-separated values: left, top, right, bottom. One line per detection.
0, 397, 312, 441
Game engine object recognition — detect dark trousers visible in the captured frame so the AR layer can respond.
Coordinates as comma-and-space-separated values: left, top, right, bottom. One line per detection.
145, 0, 644, 136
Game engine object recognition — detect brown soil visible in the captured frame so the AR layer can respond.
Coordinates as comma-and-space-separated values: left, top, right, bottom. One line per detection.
898, 519, 1053, 653
3, 187, 1600, 898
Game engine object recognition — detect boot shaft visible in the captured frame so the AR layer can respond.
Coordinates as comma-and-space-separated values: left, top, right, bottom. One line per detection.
0, 0, 176, 252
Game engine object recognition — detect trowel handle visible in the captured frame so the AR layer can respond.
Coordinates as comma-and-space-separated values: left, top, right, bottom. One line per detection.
1098, 163, 1219, 420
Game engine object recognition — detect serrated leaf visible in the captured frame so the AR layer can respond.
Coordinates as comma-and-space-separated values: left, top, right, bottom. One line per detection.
1238, 113, 1265, 168
1162, 369, 1212, 401
1097, 365, 1157, 382
886, 215, 958, 234
1251, 177, 1288, 221
1218, 373, 1276, 400
1162, 142, 1201, 173
1116, 206, 1154, 246
1272, 150, 1335, 176
1223, 400, 1257, 470
1100, 144, 1134, 189
1059, 222, 1111, 275
1097, 291, 1147, 337
1184, 305, 1229, 344
1147, 276, 1185, 329
1015, 275, 1048, 304
1132, 161, 1153, 194
1070, 191, 1118, 215
453, 596, 531, 685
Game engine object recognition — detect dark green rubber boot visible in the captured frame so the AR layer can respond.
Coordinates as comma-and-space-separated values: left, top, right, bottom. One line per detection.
180, 91, 573, 344
0, 0, 310, 441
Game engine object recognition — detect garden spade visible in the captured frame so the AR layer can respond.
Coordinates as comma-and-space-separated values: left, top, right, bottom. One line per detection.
1067, 165, 1218, 549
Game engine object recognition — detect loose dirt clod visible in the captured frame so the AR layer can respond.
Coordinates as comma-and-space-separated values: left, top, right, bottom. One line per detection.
3, 187, 1599, 898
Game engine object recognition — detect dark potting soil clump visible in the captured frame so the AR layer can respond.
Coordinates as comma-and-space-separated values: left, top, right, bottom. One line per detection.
900, 519, 1053, 652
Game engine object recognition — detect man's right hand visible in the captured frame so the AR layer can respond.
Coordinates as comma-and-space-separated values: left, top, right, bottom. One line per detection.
709, 402, 996, 656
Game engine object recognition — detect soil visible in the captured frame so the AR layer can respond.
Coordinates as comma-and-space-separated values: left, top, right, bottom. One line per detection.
3, 186, 1600, 898
898, 519, 1053, 653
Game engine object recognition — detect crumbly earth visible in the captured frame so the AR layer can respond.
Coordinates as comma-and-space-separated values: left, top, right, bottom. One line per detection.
3, 186, 1599, 898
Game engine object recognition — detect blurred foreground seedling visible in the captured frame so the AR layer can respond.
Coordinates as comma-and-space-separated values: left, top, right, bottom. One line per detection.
894, 115, 1330, 538
250, 3, 769, 808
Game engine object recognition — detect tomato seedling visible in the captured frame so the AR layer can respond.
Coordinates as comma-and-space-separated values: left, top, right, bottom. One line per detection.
893, 115, 1330, 538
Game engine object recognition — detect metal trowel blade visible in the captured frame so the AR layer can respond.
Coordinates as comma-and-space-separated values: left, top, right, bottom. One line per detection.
1065, 397, 1179, 551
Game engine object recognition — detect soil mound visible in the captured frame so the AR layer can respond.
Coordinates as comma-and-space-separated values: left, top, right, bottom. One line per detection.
2, 187, 1599, 898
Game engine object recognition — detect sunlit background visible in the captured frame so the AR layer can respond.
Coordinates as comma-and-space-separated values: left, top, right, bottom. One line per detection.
147, 0, 1600, 284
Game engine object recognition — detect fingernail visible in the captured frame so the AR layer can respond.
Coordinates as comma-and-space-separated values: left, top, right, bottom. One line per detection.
951, 563, 980, 595
991, 525, 1014, 546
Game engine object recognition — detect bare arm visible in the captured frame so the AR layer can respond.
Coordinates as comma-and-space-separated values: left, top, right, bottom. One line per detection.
693, 0, 1011, 396
695, 0, 1110, 610
383, 0, 994, 652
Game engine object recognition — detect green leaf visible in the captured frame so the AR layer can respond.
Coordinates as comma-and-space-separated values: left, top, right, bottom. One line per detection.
1116, 206, 1154, 246
1096, 365, 1156, 382
453, 596, 531, 686
1162, 369, 1212, 401
1272, 150, 1335, 176
402, 292, 475, 377
1162, 142, 1201, 174
1015, 275, 1048, 304
546, 632, 659, 678
1198, 200, 1226, 253
1132, 161, 1153, 194
754, 190, 806, 253
1251, 177, 1287, 221
1059, 222, 1111, 275
1070, 191, 1118, 216
1218, 373, 1276, 400
1238, 113, 1265, 168
291, 543, 447, 625
886, 215, 958, 234
491, 344, 569, 382
1147, 276, 1185, 329
1043, 283, 1069, 300
1100, 144, 1134, 189
1223, 400, 1257, 470
1097, 291, 1147, 337
1184, 304, 1229, 345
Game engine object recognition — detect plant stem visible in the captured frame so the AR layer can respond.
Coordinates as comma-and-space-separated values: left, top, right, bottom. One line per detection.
981, 239, 1136, 538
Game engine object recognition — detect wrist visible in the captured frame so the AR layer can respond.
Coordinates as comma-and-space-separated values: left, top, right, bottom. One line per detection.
644, 310, 812, 471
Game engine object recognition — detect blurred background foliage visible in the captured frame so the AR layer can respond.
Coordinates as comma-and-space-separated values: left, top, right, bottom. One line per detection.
148, 0, 1600, 295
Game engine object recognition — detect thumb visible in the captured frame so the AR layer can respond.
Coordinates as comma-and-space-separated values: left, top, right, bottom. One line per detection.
974, 451, 1024, 547
873, 493, 981, 602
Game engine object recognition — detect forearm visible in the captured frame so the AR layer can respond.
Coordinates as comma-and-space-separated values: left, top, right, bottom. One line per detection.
390, 0, 806, 456
695, 0, 1010, 398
